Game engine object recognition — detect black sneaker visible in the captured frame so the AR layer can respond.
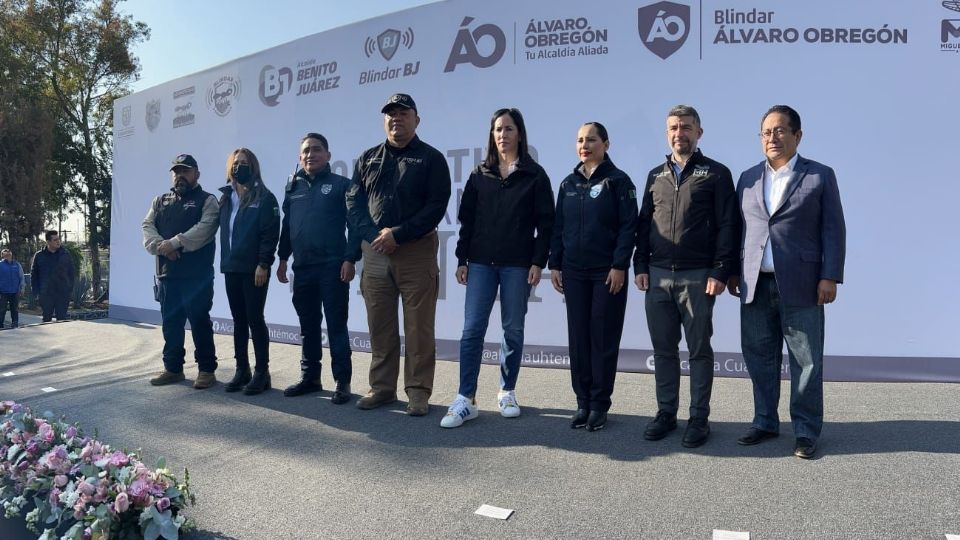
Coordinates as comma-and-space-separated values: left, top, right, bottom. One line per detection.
643, 411, 678, 440
586, 410, 607, 432
570, 408, 589, 429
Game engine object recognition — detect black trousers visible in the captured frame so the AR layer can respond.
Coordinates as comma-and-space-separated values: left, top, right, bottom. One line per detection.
291, 263, 351, 384
224, 272, 270, 370
159, 276, 218, 373
0, 292, 18, 327
40, 290, 69, 321
563, 273, 628, 413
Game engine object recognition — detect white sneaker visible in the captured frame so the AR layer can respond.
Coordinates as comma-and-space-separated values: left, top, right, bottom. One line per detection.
440, 395, 478, 428
497, 390, 521, 418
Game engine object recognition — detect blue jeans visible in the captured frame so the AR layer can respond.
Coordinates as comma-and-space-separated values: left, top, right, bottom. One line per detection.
741, 273, 824, 441
457, 263, 530, 398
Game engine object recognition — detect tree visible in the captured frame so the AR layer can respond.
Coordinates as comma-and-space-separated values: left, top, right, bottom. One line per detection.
7, 0, 148, 296
0, 2, 56, 259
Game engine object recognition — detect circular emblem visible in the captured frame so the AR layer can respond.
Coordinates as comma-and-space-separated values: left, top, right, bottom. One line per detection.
321, 184, 333, 195
589, 184, 603, 199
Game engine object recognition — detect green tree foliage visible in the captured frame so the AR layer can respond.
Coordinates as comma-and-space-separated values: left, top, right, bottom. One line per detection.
4, 0, 149, 296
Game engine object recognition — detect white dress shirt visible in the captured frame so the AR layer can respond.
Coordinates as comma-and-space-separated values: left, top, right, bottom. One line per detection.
760, 153, 798, 272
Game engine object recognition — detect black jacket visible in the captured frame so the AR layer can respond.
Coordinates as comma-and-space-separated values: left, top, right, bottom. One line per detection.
151, 185, 217, 279
633, 149, 739, 282
455, 157, 555, 268
278, 166, 361, 269
346, 135, 451, 244
30, 247, 74, 296
548, 156, 638, 275
218, 181, 281, 274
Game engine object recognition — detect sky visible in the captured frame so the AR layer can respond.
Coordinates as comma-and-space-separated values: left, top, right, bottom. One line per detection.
124, 0, 440, 93
60, 0, 439, 241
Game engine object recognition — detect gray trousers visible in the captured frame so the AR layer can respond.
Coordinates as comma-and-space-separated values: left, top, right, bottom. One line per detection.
645, 266, 716, 419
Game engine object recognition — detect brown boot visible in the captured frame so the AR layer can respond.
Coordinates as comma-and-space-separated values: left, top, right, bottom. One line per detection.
193, 371, 216, 389
149, 371, 185, 386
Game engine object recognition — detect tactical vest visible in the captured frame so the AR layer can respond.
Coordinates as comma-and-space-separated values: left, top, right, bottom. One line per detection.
154, 185, 215, 279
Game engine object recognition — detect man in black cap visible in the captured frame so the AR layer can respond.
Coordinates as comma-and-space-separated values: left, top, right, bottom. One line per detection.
346, 93, 451, 416
142, 154, 220, 388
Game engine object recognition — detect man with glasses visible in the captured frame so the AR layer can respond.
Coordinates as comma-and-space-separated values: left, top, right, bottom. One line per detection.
727, 105, 846, 459
634, 105, 739, 448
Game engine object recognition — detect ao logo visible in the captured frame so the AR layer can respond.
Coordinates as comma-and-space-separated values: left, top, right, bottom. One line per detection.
260, 65, 293, 107
444, 16, 506, 72
637, 1, 690, 60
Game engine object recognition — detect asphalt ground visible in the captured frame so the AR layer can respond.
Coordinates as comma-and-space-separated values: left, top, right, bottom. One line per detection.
0, 320, 958, 540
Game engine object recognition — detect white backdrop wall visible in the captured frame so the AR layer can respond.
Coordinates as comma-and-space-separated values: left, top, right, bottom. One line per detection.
111, 0, 960, 381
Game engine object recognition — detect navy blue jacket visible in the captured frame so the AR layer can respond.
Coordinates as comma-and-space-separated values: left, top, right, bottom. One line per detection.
30, 247, 75, 295
278, 166, 361, 269
548, 156, 638, 276
218, 182, 281, 274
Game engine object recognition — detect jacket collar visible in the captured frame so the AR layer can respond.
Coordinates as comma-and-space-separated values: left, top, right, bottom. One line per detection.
663, 148, 706, 173
295, 164, 331, 184
572, 154, 617, 182
385, 135, 421, 152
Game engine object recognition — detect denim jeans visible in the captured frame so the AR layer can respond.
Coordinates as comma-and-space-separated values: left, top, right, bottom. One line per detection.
159, 276, 218, 373
741, 273, 824, 441
645, 266, 716, 419
292, 263, 351, 384
457, 263, 531, 398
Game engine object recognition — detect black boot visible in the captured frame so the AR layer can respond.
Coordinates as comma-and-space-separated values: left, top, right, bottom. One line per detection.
284, 375, 322, 397
243, 370, 271, 395
331, 383, 351, 405
224, 365, 251, 393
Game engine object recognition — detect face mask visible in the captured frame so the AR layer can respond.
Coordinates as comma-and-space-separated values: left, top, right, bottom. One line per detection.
232, 162, 253, 185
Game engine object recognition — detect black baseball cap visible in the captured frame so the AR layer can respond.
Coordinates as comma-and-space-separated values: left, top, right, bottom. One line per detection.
381, 93, 417, 114
170, 154, 198, 170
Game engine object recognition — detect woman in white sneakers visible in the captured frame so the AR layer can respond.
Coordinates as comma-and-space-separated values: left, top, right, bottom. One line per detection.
441, 108, 555, 428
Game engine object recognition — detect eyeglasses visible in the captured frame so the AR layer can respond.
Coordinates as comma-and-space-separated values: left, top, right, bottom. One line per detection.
759, 127, 793, 140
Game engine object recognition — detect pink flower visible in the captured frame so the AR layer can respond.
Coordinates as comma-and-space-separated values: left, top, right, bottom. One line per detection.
38, 423, 55, 444
77, 479, 96, 496
54, 474, 68, 487
48, 487, 61, 506
65, 426, 77, 439
114, 492, 130, 513
107, 451, 129, 467
127, 479, 150, 505
156, 497, 170, 512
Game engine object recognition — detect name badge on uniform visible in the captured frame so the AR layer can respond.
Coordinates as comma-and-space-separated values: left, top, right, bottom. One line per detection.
589, 184, 603, 199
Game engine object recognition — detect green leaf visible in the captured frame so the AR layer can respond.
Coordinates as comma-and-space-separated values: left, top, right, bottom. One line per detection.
144, 521, 161, 540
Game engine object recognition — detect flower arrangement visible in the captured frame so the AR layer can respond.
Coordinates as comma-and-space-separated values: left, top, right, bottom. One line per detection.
0, 401, 195, 540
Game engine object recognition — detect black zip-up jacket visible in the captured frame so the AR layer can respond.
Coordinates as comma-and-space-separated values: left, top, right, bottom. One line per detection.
30, 247, 74, 295
548, 156, 638, 276
346, 135, 451, 244
218, 181, 280, 274
278, 166, 361, 269
633, 149, 739, 282
455, 157, 555, 268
